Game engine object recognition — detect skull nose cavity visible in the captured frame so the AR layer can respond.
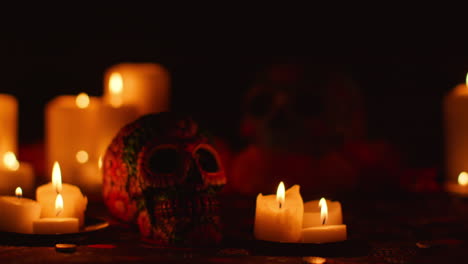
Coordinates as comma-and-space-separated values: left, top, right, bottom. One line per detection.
187, 160, 204, 186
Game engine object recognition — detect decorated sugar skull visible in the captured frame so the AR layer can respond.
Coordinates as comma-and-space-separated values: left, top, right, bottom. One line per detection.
102, 112, 226, 246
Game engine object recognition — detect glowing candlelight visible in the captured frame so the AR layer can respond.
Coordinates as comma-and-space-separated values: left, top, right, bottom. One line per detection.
75, 93, 90, 109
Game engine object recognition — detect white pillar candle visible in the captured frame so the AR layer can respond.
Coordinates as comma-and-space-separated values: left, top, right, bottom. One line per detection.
0, 94, 17, 157
33, 193, 79, 234
0, 152, 34, 196
103, 63, 170, 115
303, 199, 342, 228
0, 187, 41, 234
45, 93, 101, 186
36, 162, 87, 226
444, 74, 468, 182
254, 182, 304, 242
302, 198, 347, 243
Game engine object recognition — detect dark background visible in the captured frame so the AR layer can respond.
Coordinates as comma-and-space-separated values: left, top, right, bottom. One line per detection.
1, 31, 468, 172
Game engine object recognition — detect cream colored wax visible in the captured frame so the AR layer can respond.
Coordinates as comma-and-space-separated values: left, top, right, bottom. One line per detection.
103, 63, 170, 115
254, 184, 304, 242
0, 195, 41, 234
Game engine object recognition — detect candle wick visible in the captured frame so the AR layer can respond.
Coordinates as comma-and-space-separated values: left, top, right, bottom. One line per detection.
56, 209, 62, 217
16, 194, 20, 199
279, 202, 282, 209
322, 218, 326, 225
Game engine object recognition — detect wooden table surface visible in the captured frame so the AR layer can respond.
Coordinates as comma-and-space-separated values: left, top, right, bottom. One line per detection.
1, 191, 468, 264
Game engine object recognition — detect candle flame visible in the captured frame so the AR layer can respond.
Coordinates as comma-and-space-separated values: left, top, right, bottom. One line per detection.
55, 193, 64, 217
319, 198, 328, 225
109, 72, 123, 107
3, 152, 19, 171
465, 73, 468, 87
15, 187, 22, 198
76, 150, 89, 164
459, 172, 468, 186
75, 93, 90, 109
52, 161, 62, 193
276, 181, 285, 209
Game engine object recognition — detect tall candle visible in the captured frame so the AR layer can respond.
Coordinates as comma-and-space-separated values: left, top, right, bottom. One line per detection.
45, 93, 100, 185
103, 63, 170, 115
254, 182, 304, 242
444, 74, 468, 182
36, 162, 87, 226
0, 187, 41, 234
0, 94, 17, 157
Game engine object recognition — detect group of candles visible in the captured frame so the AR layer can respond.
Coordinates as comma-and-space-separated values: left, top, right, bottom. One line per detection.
0, 162, 87, 234
254, 182, 347, 243
0, 63, 169, 234
0, 63, 170, 198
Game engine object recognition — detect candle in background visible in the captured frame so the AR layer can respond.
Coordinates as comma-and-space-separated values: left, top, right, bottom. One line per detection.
302, 198, 347, 243
445, 171, 468, 196
0, 94, 17, 157
0, 152, 34, 196
45, 93, 101, 187
0, 187, 41, 234
97, 72, 139, 172
33, 193, 79, 234
254, 182, 304, 242
444, 74, 468, 183
36, 162, 87, 226
103, 63, 170, 115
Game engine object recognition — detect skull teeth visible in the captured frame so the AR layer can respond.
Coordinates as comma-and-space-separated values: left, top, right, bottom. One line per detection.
154, 197, 220, 217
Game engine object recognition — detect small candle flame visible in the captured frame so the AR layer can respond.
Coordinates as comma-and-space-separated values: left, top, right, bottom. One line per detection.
52, 162, 62, 193
75, 93, 90, 109
319, 198, 328, 225
109, 72, 123, 107
459, 172, 468, 186
15, 187, 22, 198
3, 152, 19, 171
465, 73, 468, 87
76, 150, 89, 164
55, 193, 64, 217
276, 181, 285, 209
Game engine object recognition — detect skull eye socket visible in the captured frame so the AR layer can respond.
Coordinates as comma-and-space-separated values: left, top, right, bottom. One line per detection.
195, 148, 219, 173
149, 148, 179, 174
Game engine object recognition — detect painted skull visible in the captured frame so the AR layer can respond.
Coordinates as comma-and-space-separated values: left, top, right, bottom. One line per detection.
102, 112, 226, 246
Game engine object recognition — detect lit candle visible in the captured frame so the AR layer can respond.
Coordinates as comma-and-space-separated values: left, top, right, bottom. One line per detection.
45, 93, 101, 187
445, 171, 468, 196
0, 152, 34, 196
36, 162, 87, 226
0, 187, 41, 233
444, 74, 468, 182
103, 63, 170, 115
303, 199, 343, 228
254, 182, 304, 242
33, 193, 79, 234
302, 198, 347, 243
